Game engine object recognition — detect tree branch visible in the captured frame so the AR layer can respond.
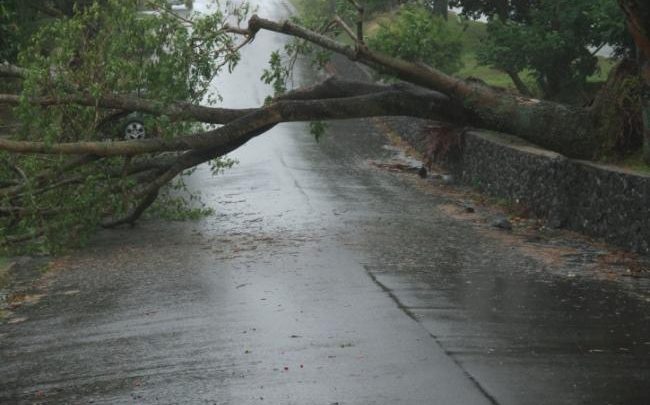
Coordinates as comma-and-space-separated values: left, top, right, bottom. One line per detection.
242, 14, 597, 158
0, 93, 254, 125
102, 189, 159, 228
0, 84, 457, 156
333, 16, 358, 43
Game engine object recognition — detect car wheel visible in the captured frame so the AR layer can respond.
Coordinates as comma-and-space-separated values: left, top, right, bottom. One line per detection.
124, 120, 146, 140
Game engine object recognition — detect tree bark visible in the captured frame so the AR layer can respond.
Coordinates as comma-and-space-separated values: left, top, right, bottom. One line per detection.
246, 15, 598, 159
505, 69, 533, 97
619, 0, 650, 163
0, 80, 457, 156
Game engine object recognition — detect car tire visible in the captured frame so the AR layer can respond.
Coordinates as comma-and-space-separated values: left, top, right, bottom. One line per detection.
123, 120, 146, 140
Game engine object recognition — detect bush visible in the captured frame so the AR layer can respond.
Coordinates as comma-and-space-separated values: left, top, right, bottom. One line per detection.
368, 5, 463, 75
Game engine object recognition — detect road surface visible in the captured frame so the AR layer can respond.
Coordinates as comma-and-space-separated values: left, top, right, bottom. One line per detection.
1, 1, 649, 403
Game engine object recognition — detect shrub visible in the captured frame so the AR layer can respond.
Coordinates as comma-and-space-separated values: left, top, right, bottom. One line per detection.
368, 5, 463, 75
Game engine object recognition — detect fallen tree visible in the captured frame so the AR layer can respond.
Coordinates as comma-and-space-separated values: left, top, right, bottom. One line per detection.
0, 0, 648, 251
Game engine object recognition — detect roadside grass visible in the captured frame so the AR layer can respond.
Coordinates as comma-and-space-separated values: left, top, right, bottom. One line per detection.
456, 52, 539, 91
589, 56, 617, 83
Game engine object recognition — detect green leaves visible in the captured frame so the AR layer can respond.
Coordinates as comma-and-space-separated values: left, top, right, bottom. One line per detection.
309, 121, 328, 142
368, 5, 464, 75
261, 51, 289, 97
0, 0, 251, 252
470, 0, 628, 98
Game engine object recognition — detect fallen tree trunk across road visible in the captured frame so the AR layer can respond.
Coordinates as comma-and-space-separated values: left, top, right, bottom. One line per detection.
0, 0, 648, 249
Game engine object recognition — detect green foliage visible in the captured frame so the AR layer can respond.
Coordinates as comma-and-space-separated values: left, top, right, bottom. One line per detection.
449, 0, 533, 21
291, 0, 356, 26
261, 51, 289, 97
1, 0, 247, 252
208, 156, 238, 176
1, 1, 112, 64
0, 2, 18, 62
363, 0, 402, 15
368, 5, 463, 74
457, 0, 629, 98
284, 0, 359, 72
145, 177, 215, 222
19, 0, 237, 122
309, 121, 328, 142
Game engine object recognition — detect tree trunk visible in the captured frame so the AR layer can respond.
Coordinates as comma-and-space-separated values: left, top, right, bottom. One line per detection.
505, 69, 532, 97
248, 16, 598, 158
619, 0, 650, 163
591, 60, 643, 157
639, 53, 650, 163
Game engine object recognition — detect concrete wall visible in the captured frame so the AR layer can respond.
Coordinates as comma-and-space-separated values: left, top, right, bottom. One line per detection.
383, 117, 650, 254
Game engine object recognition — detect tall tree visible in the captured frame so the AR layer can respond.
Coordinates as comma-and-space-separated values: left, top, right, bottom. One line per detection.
453, 0, 629, 99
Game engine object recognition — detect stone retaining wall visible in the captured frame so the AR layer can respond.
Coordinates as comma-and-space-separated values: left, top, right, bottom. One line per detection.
382, 117, 650, 254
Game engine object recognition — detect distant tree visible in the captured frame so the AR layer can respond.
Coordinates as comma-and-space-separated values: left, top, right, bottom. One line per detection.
0, 0, 106, 64
452, 0, 630, 99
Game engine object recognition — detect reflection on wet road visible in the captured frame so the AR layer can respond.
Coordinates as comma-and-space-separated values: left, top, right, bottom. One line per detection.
1, 0, 649, 404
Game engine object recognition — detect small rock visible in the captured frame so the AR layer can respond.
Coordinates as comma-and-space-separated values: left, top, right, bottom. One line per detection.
491, 216, 513, 230
463, 205, 475, 213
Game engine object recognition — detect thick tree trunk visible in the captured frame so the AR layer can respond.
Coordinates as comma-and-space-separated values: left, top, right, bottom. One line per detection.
641, 70, 650, 165
247, 15, 598, 159
505, 69, 532, 97
0, 78, 457, 156
619, 0, 650, 163
640, 55, 650, 163
590, 60, 643, 156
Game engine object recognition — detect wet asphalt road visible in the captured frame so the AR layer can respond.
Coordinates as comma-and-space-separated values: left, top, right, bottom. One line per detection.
1, 0, 650, 404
